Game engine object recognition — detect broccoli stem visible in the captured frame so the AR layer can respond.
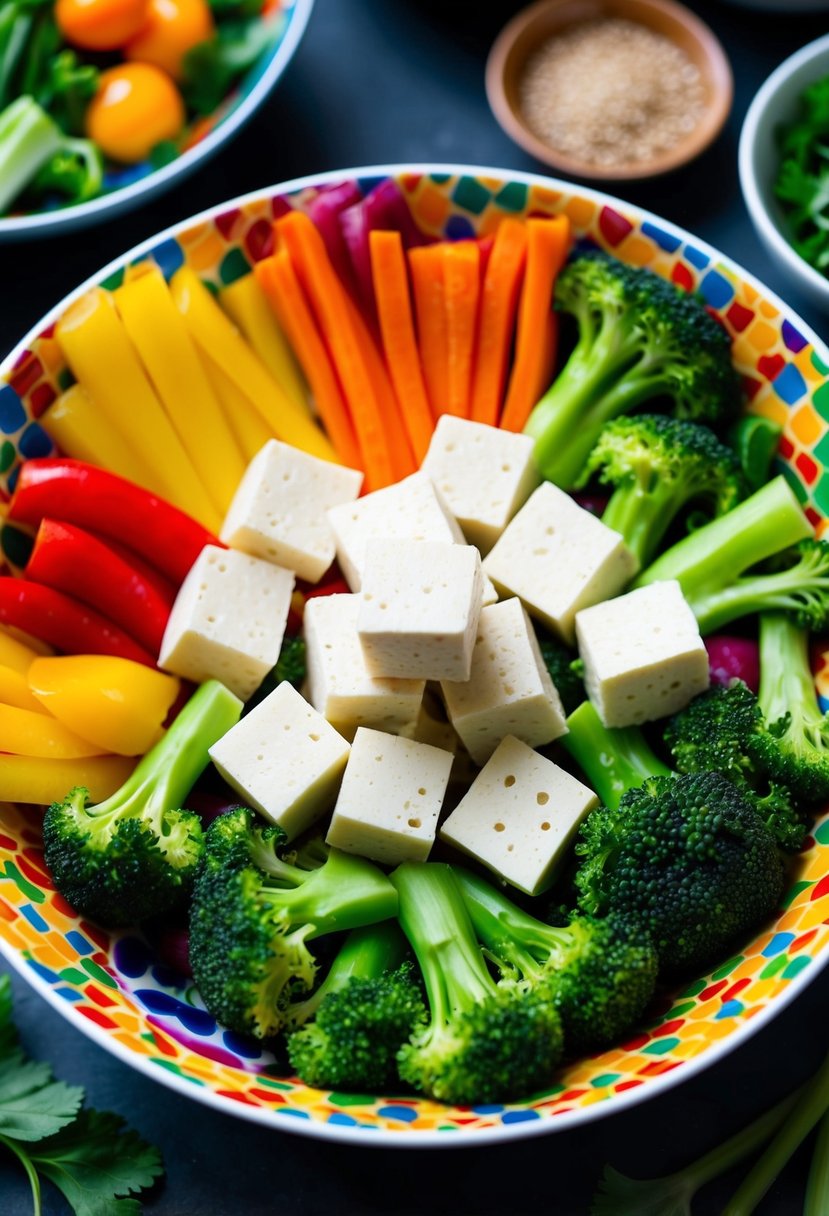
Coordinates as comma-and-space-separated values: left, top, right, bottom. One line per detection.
634, 475, 812, 615
260, 850, 399, 942
601, 475, 685, 572
757, 612, 821, 733
287, 921, 407, 1027
391, 862, 495, 1025
454, 866, 563, 966
722, 1050, 829, 1215
561, 701, 671, 809
804, 1112, 829, 1216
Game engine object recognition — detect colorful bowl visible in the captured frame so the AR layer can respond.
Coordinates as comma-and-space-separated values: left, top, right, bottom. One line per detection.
0, 0, 313, 241
1, 165, 829, 1146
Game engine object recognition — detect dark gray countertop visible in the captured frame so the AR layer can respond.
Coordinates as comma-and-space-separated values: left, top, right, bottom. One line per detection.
3, 1, 829, 1211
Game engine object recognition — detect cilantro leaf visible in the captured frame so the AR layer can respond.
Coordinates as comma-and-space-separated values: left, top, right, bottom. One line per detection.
182, 14, 283, 115
31, 1109, 164, 1216
0, 1051, 83, 1141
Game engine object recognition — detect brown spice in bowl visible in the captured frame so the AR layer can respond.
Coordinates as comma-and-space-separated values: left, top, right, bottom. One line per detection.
518, 17, 706, 168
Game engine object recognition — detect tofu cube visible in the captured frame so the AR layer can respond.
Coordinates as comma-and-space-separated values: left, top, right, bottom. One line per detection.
422, 415, 540, 552
304, 593, 424, 740
159, 545, 293, 701
220, 438, 363, 583
575, 580, 710, 727
209, 682, 349, 841
357, 539, 483, 682
441, 597, 568, 765
326, 727, 453, 864
439, 735, 599, 896
483, 482, 636, 645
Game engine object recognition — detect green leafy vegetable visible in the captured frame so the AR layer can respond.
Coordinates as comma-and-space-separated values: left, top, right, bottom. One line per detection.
182, 14, 283, 116
774, 76, 829, 275
0, 973, 163, 1214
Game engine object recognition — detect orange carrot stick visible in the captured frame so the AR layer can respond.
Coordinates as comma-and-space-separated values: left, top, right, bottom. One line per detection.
345, 294, 416, 482
443, 240, 481, 419
469, 218, 528, 427
370, 229, 434, 463
409, 244, 449, 417
255, 252, 362, 471
501, 216, 571, 433
275, 211, 394, 490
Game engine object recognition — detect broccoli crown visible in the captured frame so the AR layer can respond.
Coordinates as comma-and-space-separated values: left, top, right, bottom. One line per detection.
525, 250, 742, 487
391, 862, 563, 1105
188, 808, 399, 1040
41, 680, 242, 927
574, 772, 786, 974
287, 962, 426, 1092
537, 633, 586, 716
583, 414, 747, 570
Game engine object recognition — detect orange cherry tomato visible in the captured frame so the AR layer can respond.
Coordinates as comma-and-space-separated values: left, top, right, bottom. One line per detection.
56, 0, 149, 51
86, 63, 186, 163
126, 0, 214, 81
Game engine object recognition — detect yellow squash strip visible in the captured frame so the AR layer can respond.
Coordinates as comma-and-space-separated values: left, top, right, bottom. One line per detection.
0, 628, 41, 674
54, 287, 221, 529
0, 702, 107, 758
115, 264, 246, 516
0, 665, 47, 713
40, 383, 155, 488
170, 267, 337, 464
0, 754, 136, 804
201, 354, 273, 464
219, 274, 309, 415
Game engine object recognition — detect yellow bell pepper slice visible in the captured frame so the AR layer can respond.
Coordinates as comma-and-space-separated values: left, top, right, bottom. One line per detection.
0, 702, 106, 758
40, 383, 155, 489
0, 754, 136, 804
115, 264, 246, 517
54, 287, 220, 530
28, 655, 181, 757
201, 353, 273, 464
219, 274, 308, 416
170, 266, 337, 464
0, 664, 47, 713
0, 628, 41, 674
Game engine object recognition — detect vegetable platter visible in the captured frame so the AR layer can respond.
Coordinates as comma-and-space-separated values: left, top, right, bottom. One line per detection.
2, 163, 829, 1148
0, 0, 312, 238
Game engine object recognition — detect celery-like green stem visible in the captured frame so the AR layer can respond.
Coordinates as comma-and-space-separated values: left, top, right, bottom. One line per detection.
757, 611, 821, 729
454, 867, 567, 981
0, 95, 60, 213
259, 851, 399, 944
287, 921, 407, 1027
560, 701, 671, 809
804, 1111, 829, 1216
0, 1133, 42, 1215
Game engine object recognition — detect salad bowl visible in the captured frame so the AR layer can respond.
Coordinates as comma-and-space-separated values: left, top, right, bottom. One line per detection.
1, 164, 829, 1146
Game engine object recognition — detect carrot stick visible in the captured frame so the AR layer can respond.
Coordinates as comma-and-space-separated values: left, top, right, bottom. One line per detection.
409, 244, 449, 417
443, 240, 481, 420
370, 229, 434, 464
469, 219, 528, 427
501, 216, 571, 432
255, 252, 362, 471
344, 293, 416, 482
275, 211, 394, 490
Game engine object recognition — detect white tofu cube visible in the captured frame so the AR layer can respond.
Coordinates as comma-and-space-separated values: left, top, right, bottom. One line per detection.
441, 597, 568, 765
482, 482, 636, 645
422, 415, 540, 552
326, 727, 453, 864
304, 593, 424, 740
159, 545, 293, 701
575, 580, 710, 728
209, 682, 349, 841
357, 539, 483, 682
220, 439, 362, 583
439, 735, 599, 896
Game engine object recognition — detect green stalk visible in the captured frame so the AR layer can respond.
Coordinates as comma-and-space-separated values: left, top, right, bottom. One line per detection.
633, 476, 812, 599
454, 866, 562, 962
560, 701, 671, 809
0, 1132, 41, 1215
804, 1111, 829, 1216
261, 850, 398, 942
0, 95, 60, 213
287, 921, 407, 1027
757, 612, 819, 728
601, 475, 686, 572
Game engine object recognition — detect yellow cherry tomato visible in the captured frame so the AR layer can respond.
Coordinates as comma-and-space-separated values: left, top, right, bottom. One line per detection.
126, 0, 213, 81
56, 0, 149, 52
86, 63, 186, 164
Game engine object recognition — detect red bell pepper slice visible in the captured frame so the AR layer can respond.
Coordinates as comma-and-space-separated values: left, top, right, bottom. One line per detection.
0, 580, 155, 666
7, 459, 221, 585
26, 520, 173, 656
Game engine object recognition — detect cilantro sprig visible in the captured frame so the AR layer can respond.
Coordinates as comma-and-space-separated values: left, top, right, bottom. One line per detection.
773, 76, 829, 275
0, 973, 163, 1215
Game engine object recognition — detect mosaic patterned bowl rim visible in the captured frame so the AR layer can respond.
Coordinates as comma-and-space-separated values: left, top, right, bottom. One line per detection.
2, 162, 829, 1147
0, 0, 314, 241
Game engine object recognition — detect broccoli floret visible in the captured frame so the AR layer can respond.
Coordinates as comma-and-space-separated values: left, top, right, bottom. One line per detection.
188, 808, 398, 1040
664, 682, 807, 852
523, 250, 741, 487
561, 700, 672, 810
453, 867, 656, 1054
536, 632, 585, 716
574, 771, 786, 974
391, 862, 563, 1105
635, 476, 823, 633
42, 680, 243, 927
286, 923, 426, 1091
581, 414, 747, 572
757, 612, 829, 806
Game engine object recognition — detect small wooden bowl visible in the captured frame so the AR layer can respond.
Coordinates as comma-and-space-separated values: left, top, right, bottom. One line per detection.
486, 0, 733, 181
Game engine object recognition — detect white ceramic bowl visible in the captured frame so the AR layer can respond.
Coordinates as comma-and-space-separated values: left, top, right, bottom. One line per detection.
739, 33, 829, 312
0, 0, 313, 241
